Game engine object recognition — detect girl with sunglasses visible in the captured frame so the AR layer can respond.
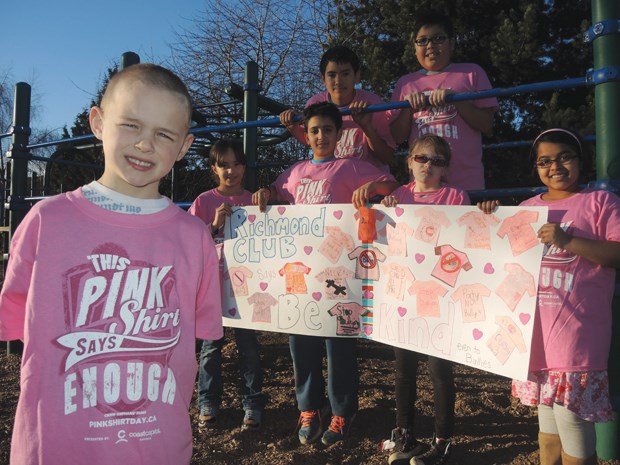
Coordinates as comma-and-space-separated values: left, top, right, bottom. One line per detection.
380, 134, 469, 465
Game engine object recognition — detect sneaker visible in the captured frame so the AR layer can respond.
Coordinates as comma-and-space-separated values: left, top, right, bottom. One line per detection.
198, 405, 218, 432
386, 428, 425, 464
241, 409, 263, 431
297, 408, 327, 445
320, 414, 355, 446
410, 436, 451, 465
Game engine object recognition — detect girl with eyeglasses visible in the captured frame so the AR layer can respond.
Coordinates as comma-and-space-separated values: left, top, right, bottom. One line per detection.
388, 10, 498, 191
380, 134, 469, 465
478, 128, 620, 465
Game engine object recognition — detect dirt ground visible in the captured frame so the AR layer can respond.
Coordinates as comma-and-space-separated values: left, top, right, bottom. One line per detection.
1, 332, 619, 465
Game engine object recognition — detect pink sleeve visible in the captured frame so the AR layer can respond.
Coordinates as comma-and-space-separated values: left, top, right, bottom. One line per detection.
195, 230, 224, 340
601, 192, 620, 241
0, 212, 39, 341
470, 64, 499, 110
305, 92, 328, 108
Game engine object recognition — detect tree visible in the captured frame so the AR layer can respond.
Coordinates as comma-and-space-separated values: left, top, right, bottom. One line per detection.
0, 70, 61, 198
168, 0, 335, 193
330, 0, 595, 190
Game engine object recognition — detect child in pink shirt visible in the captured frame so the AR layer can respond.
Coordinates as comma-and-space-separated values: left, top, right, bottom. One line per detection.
380, 134, 469, 465
389, 11, 498, 190
189, 139, 266, 432
0, 64, 223, 465
255, 101, 398, 447
280, 45, 395, 170
479, 128, 620, 465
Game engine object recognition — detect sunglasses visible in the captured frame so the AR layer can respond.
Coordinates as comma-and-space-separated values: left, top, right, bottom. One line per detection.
413, 155, 449, 167
414, 35, 448, 46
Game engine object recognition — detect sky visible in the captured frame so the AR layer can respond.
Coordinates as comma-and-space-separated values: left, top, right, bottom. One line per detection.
3, 0, 206, 134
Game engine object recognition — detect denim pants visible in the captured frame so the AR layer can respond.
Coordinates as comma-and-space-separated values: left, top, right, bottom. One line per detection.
394, 347, 455, 439
197, 328, 265, 412
289, 334, 358, 417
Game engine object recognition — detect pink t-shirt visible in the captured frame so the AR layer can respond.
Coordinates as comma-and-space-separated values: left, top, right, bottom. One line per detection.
496, 210, 540, 256
432, 244, 472, 287
457, 210, 501, 250
391, 182, 470, 206
189, 188, 253, 238
407, 280, 449, 317
495, 263, 536, 311
521, 189, 620, 371
0, 189, 223, 465
327, 302, 368, 336
189, 188, 253, 264
347, 246, 387, 281
271, 158, 395, 205
306, 89, 395, 169
389, 63, 499, 190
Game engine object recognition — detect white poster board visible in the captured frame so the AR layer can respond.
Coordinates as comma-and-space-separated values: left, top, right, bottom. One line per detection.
222, 204, 547, 381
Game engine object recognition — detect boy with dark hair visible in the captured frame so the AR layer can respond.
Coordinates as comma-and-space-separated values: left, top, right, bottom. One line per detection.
0, 63, 223, 465
389, 10, 499, 190
255, 101, 399, 445
281, 45, 395, 169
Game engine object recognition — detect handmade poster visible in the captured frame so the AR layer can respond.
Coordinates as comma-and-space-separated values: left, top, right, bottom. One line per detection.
222, 204, 547, 381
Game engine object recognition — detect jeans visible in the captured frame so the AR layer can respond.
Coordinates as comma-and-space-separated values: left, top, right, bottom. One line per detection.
394, 347, 455, 439
197, 328, 265, 412
289, 334, 358, 417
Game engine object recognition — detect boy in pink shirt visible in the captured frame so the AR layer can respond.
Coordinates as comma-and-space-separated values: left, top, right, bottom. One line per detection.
280, 45, 395, 170
389, 10, 499, 190
0, 64, 223, 465
255, 101, 398, 446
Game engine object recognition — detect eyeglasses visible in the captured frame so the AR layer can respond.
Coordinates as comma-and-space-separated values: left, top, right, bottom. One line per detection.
413, 155, 449, 167
414, 35, 448, 46
534, 152, 579, 169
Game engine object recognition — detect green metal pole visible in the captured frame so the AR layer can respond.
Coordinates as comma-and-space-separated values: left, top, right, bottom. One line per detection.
243, 61, 259, 192
592, 0, 620, 460
6, 82, 31, 355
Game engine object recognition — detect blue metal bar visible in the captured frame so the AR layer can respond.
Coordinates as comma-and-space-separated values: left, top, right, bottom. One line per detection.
27, 134, 97, 150
26, 70, 608, 149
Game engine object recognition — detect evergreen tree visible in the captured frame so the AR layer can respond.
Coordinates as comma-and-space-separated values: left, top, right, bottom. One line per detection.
330, 0, 594, 190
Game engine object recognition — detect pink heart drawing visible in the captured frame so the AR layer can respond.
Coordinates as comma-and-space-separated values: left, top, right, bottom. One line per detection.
395, 207, 404, 217
397, 306, 407, 317
363, 289, 374, 300
519, 313, 531, 325
312, 292, 322, 301
484, 263, 495, 274
259, 282, 268, 291
333, 210, 343, 220
473, 329, 483, 340
304, 246, 313, 255
415, 253, 425, 264
363, 326, 373, 336
228, 308, 237, 317
277, 206, 286, 215
248, 214, 256, 223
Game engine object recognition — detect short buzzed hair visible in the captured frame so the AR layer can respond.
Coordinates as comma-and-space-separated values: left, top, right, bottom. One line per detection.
101, 63, 193, 125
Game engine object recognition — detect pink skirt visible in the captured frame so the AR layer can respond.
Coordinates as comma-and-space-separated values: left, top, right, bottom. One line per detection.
512, 370, 612, 423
